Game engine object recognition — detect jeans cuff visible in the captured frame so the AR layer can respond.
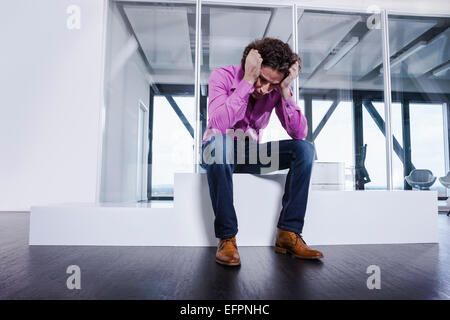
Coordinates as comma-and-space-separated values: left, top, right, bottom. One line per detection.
216, 231, 238, 239
277, 224, 302, 235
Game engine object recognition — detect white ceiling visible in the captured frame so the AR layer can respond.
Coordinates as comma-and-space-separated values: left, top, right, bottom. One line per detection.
122, 3, 450, 92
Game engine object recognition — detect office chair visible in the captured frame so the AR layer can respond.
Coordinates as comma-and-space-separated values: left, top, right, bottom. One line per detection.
405, 169, 436, 190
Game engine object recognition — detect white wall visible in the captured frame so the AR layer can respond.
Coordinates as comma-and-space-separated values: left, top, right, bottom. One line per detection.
100, 3, 150, 202
0, 0, 106, 211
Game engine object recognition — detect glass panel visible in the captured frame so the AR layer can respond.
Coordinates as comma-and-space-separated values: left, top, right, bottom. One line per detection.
101, 0, 196, 202
298, 9, 388, 190
409, 103, 445, 194
261, 100, 304, 143
152, 96, 195, 197
312, 101, 354, 185
200, 4, 294, 147
388, 14, 450, 195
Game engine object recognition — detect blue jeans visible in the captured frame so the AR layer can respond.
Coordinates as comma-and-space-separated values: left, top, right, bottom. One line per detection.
200, 134, 315, 239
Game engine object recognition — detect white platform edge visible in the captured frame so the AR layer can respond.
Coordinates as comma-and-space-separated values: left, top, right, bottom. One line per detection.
29, 173, 438, 246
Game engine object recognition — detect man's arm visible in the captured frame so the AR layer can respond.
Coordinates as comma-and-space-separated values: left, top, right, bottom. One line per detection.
275, 60, 308, 140
207, 68, 254, 132
208, 49, 262, 132
275, 92, 308, 140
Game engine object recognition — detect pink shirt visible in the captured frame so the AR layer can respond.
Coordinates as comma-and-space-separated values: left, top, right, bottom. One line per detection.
202, 64, 308, 144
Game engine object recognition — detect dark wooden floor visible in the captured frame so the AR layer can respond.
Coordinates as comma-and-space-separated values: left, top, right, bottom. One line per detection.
1, 212, 450, 300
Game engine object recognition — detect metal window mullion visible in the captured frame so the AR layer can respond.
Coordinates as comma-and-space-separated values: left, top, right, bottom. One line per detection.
443, 103, 450, 197
292, 3, 299, 105
96, 0, 110, 202
194, 0, 202, 173
381, 10, 394, 190
401, 97, 412, 190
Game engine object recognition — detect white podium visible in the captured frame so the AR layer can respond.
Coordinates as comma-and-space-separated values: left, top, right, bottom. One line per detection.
29, 173, 438, 246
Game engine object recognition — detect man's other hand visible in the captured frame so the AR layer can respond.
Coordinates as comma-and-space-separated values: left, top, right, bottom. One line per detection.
280, 61, 300, 99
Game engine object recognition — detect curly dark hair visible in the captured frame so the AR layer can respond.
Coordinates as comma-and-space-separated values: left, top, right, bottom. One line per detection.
241, 38, 301, 76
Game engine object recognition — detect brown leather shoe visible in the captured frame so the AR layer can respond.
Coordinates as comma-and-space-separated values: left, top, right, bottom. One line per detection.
216, 237, 241, 266
275, 229, 323, 259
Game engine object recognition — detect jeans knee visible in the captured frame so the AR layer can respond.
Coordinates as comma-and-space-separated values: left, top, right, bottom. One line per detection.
206, 162, 234, 173
202, 134, 235, 165
291, 140, 315, 164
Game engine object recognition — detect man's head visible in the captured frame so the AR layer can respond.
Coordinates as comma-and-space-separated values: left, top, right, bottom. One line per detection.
241, 38, 301, 99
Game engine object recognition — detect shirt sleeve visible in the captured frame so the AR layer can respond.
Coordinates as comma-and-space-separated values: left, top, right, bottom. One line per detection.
207, 68, 255, 132
274, 89, 308, 140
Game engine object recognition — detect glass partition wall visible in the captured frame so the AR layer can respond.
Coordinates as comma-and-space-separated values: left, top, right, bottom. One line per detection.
100, 0, 450, 202
297, 9, 389, 190
388, 15, 450, 195
200, 4, 294, 144
101, 1, 196, 202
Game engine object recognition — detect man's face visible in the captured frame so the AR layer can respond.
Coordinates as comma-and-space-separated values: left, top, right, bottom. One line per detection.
251, 66, 285, 99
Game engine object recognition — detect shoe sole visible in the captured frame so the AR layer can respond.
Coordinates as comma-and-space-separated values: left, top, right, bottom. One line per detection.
275, 246, 323, 260
215, 258, 241, 266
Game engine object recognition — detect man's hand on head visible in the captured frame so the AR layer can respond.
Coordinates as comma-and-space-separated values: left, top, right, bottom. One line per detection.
243, 49, 262, 85
280, 61, 300, 99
